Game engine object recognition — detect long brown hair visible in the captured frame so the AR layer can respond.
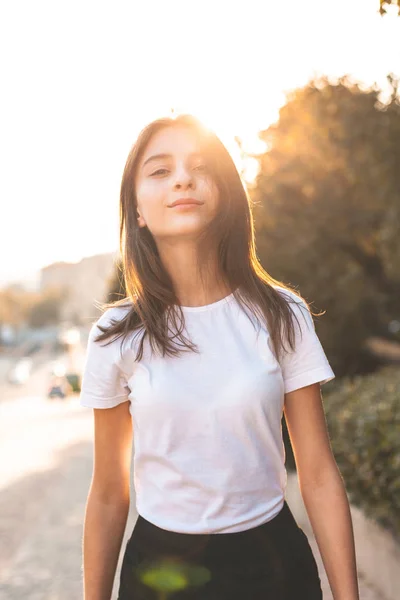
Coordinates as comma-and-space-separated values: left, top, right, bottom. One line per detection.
95, 113, 322, 362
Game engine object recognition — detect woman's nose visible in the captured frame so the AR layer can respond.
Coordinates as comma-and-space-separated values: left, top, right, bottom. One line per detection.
175, 180, 194, 189
173, 168, 195, 189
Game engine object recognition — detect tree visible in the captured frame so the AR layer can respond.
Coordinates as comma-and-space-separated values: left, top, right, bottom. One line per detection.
250, 74, 400, 376
0, 286, 36, 329
28, 286, 66, 327
380, 0, 400, 16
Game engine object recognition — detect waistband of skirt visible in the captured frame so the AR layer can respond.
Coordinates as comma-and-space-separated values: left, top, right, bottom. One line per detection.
134, 499, 296, 540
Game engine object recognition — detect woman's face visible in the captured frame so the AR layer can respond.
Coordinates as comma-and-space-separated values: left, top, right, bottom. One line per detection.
134, 125, 220, 243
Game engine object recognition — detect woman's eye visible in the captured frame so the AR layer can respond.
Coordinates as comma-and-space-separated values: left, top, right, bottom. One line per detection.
149, 165, 207, 177
150, 168, 169, 176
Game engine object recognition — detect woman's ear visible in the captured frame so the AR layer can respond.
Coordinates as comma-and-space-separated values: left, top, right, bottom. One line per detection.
136, 207, 146, 228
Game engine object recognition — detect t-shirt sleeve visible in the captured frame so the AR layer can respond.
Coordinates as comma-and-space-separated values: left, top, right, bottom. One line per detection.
279, 292, 335, 395
79, 309, 130, 409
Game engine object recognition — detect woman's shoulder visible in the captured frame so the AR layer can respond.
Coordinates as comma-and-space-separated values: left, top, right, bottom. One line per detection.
271, 284, 308, 311
94, 302, 133, 329
86, 301, 140, 363
269, 285, 313, 334
272, 284, 300, 301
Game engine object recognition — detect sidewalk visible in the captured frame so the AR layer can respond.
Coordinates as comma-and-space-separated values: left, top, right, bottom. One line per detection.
0, 399, 135, 600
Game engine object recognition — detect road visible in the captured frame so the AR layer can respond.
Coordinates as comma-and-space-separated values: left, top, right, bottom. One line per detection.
0, 364, 384, 599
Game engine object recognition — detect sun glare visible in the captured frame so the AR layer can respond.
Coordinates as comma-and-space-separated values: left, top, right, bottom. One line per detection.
1, 0, 397, 284
164, 104, 273, 185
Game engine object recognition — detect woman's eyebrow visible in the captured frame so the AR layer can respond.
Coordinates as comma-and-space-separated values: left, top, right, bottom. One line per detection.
142, 153, 171, 168
141, 152, 203, 169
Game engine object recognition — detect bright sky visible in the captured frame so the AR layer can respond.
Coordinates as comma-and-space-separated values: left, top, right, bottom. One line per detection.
1, 0, 399, 288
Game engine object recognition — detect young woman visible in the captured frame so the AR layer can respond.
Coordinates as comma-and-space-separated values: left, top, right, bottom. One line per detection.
80, 114, 360, 599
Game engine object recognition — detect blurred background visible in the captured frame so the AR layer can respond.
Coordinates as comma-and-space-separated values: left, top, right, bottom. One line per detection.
0, 1, 399, 599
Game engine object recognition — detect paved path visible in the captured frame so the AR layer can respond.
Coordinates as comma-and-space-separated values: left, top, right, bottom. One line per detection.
0, 393, 136, 599
0, 393, 385, 599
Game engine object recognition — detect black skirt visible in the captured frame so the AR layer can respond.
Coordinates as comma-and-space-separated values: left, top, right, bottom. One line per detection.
117, 500, 322, 600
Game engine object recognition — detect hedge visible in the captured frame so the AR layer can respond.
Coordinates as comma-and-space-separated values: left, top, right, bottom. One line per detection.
283, 365, 400, 542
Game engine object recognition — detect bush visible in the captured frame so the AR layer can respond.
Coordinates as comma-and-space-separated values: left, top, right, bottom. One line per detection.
285, 366, 400, 541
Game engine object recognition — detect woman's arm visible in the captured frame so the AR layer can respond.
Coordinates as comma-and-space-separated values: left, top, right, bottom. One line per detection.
284, 382, 360, 600
82, 400, 133, 600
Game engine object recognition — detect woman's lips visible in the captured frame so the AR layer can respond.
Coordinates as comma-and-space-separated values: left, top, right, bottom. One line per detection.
171, 202, 203, 209
169, 198, 203, 208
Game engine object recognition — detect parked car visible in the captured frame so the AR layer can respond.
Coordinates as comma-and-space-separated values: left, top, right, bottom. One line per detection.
47, 375, 72, 400
7, 357, 33, 385
48, 360, 81, 392
48, 384, 67, 399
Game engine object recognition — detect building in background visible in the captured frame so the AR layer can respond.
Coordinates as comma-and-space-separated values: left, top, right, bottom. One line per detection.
40, 252, 118, 324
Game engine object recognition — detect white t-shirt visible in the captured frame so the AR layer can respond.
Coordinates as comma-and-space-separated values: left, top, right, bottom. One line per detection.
80, 286, 335, 534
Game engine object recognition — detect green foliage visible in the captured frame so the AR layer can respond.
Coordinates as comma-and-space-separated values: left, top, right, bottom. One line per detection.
286, 367, 400, 541
0, 284, 69, 329
324, 365, 400, 540
251, 74, 400, 377
65, 373, 81, 393
0, 286, 38, 328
